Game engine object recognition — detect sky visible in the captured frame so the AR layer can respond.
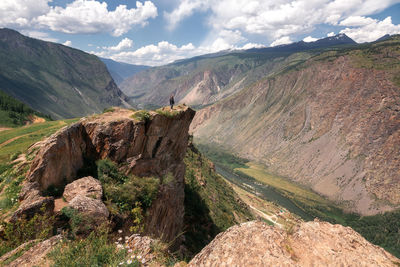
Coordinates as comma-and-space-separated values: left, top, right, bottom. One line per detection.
1, 0, 400, 66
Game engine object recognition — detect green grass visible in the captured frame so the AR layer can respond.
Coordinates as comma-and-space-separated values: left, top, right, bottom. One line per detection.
131, 110, 151, 122
0, 118, 79, 163
48, 227, 131, 267
155, 108, 180, 118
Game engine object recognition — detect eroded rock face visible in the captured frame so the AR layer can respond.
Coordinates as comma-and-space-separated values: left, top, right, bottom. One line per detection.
192, 49, 400, 215
63, 176, 102, 202
14, 106, 195, 243
189, 220, 400, 267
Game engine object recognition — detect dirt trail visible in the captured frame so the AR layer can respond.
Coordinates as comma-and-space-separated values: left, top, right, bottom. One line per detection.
0, 127, 12, 132
0, 121, 66, 149
54, 198, 68, 212
249, 205, 283, 228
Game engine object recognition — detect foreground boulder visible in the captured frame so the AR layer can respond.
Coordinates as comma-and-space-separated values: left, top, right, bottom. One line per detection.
63, 176, 103, 202
69, 195, 109, 222
189, 220, 400, 266
13, 106, 195, 243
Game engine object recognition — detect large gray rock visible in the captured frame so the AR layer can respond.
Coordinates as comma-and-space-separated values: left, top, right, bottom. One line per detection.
63, 176, 102, 202
69, 195, 109, 222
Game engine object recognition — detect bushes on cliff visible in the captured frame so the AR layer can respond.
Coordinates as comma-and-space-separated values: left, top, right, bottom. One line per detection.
97, 159, 159, 218
0, 207, 56, 257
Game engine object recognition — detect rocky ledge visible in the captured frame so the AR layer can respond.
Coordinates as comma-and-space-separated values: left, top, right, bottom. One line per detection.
11, 106, 195, 243
189, 220, 400, 266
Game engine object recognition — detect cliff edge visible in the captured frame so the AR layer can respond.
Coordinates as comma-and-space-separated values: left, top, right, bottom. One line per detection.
12, 105, 195, 243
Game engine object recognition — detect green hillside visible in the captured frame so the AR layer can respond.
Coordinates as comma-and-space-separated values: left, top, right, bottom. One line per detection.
0, 28, 129, 119
0, 90, 51, 127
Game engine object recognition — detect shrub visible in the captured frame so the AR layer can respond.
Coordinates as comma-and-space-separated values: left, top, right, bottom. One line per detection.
131, 110, 151, 122
0, 206, 55, 256
155, 109, 179, 118
60, 207, 96, 238
96, 159, 160, 219
103, 107, 115, 113
130, 202, 144, 233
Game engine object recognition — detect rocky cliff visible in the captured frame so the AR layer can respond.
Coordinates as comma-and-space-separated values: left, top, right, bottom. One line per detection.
12, 106, 195, 242
192, 36, 400, 215
189, 220, 400, 266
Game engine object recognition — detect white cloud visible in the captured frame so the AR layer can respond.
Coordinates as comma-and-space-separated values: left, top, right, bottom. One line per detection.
327, 32, 335, 37
241, 43, 266, 49
164, 0, 210, 30
95, 41, 200, 66
0, 0, 50, 28
340, 16, 375, 27
303, 36, 318, 42
270, 36, 293, 47
36, 0, 157, 36
340, 16, 400, 43
104, 38, 133, 51
63, 40, 72, 46
21, 30, 58, 42
208, 29, 246, 51
166, 0, 400, 41
94, 33, 249, 66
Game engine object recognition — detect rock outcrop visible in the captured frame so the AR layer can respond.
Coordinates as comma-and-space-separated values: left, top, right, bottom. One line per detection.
189, 220, 400, 266
13, 106, 195, 243
0, 235, 62, 267
63, 176, 103, 202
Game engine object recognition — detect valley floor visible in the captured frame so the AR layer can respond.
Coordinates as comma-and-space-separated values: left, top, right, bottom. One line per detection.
198, 145, 400, 258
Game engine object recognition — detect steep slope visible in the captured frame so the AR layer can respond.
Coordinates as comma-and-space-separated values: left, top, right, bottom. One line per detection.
120, 34, 356, 108
192, 36, 400, 215
100, 57, 149, 85
183, 143, 252, 256
189, 220, 399, 266
0, 28, 129, 119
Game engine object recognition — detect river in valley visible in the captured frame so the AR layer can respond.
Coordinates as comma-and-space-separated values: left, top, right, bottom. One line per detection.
215, 165, 314, 221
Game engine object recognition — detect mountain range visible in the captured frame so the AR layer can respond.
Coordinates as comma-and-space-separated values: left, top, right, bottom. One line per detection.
119, 33, 357, 108
120, 33, 400, 215
0, 28, 129, 119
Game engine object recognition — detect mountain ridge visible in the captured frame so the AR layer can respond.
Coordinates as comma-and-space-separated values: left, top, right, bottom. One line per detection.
120, 34, 356, 109
191, 35, 400, 215
100, 57, 149, 85
0, 28, 129, 119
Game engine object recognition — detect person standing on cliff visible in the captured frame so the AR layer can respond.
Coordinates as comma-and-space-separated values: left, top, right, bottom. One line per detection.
169, 94, 175, 109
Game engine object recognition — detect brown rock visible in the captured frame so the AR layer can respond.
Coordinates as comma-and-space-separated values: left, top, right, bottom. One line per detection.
189, 220, 400, 267
13, 106, 195, 243
69, 195, 109, 222
63, 176, 102, 202
1, 235, 61, 267
10, 195, 54, 222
